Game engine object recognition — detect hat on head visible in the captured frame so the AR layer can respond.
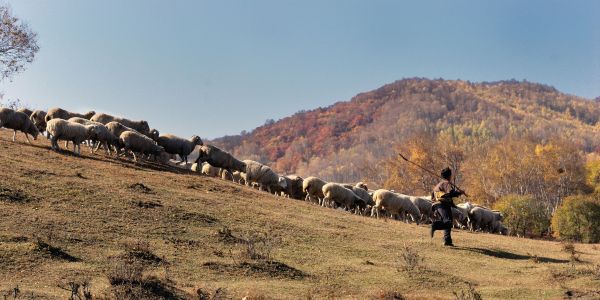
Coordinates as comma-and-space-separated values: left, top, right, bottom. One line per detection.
441, 167, 452, 179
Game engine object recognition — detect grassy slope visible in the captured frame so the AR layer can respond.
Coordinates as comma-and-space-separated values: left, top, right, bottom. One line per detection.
0, 129, 599, 299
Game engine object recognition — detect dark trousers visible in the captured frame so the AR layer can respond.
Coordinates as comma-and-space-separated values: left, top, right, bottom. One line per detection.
432, 203, 453, 245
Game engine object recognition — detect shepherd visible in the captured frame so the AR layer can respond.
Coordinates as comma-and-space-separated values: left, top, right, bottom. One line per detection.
430, 167, 465, 246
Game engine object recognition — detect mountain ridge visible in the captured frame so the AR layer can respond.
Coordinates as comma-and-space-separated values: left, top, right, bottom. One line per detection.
211, 78, 600, 183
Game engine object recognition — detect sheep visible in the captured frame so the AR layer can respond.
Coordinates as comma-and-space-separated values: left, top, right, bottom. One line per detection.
191, 162, 202, 172
409, 196, 434, 223
468, 206, 503, 233
45, 108, 95, 123
156, 134, 203, 164
232, 171, 246, 185
0, 108, 40, 143
371, 190, 421, 224
118, 131, 164, 162
16, 108, 33, 117
282, 175, 306, 200
195, 145, 246, 173
46, 119, 96, 155
66, 117, 120, 155
303, 176, 328, 205
242, 160, 287, 195
201, 163, 221, 177
29, 110, 47, 134
105, 121, 141, 138
90, 113, 150, 134
355, 182, 368, 191
148, 128, 160, 141
451, 207, 468, 229
455, 202, 475, 229
322, 183, 367, 213
342, 183, 374, 215
221, 169, 234, 181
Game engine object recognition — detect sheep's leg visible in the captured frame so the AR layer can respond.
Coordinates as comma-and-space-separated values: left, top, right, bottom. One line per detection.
51, 137, 59, 150
103, 142, 110, 155
25, 133, 31, 144
12, 130, 16, 142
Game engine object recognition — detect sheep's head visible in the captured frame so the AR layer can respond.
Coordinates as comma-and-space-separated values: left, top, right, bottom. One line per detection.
139, 120, 150, 133
152, 145, 165, 156
148, 129, 160, 141
28, 122, 40, 140
191, 135, 203, 146
85, 125, 98, 138
278, 176, 288, 189
356, 182, 368, 191
83, 111, 96, 119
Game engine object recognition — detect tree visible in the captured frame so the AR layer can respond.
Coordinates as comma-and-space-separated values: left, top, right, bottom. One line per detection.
551, 196, 600, 243
494, 195, 550, 237
0, 5, 39, 81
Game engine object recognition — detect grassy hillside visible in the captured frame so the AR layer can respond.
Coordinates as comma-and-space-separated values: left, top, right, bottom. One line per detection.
1, 130, 599, 299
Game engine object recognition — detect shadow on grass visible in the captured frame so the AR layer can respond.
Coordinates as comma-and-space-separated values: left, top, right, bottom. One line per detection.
457, 246, 569, 263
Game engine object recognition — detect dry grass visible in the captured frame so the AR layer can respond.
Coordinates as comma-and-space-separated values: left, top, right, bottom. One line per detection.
1, 129, 600, 299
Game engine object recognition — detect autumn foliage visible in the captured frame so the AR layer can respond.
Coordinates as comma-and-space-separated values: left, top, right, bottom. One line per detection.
211, 78, 600, 242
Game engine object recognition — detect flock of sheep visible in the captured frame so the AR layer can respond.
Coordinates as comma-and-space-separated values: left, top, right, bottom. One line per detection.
0, 106, 508, 235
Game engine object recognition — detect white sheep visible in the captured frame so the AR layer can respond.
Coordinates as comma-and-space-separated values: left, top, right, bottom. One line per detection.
242, 160, 287, 195
455, 202, 475, 229
323, 183, 367, 213
118, 131, 164, 162
469, 206, 504, 233
302, 176, 328, 205
90, 113, 150, 134
409, 196, 434, 223
371, 189, 421, 224
221, 169, 234, 181
46, 119, 96, 155
0, 108, 40, 143
156, 134, 203, 165
201, 163, 221, 177
232, 171, 246, 185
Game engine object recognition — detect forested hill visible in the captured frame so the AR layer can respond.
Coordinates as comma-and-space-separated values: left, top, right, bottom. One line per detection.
211, 78, 600, 183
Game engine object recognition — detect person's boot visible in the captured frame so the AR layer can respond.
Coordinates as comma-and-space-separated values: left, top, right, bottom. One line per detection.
443, 238, 454, 247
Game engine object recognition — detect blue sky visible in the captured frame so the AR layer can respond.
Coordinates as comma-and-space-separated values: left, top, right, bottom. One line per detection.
1, 0, 599, 139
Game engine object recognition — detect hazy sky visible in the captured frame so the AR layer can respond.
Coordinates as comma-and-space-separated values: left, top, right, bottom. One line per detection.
1, 0, 599, 139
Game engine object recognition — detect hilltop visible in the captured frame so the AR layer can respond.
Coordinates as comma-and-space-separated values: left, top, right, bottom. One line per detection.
1, 130, 599, 299
211, 78, 600, 183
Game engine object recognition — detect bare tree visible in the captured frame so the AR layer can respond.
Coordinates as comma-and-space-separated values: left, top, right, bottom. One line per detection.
0, 5, 39, 81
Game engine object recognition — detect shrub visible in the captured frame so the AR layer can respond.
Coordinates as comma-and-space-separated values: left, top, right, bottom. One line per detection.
552, 196, 600, 243
396, 244, 423, 271
494, 195, 550, 237
453, 283, 482, 300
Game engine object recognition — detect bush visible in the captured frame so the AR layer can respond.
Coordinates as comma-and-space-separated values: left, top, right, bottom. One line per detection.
494, 195, 550, 237
552, 196, 600, 243
396, 244, 423, 271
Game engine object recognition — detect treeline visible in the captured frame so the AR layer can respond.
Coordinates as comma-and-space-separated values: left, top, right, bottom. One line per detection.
213, 78, 600, 182
381, 131, 600, 242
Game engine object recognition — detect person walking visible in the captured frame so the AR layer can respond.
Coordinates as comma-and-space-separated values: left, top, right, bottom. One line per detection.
430, 167, 465, 246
